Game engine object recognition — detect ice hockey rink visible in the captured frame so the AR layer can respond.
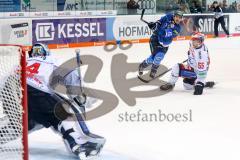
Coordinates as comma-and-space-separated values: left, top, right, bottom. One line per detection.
29, 36, 240, 160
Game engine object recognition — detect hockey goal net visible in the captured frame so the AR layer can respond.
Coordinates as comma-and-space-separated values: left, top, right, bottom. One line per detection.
0, 45, 28, 160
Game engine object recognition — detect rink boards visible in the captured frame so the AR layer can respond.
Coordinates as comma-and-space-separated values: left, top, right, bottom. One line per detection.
0, 13, 240, 49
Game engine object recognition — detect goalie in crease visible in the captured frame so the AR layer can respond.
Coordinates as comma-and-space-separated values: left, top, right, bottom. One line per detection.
26, 43, 105, 159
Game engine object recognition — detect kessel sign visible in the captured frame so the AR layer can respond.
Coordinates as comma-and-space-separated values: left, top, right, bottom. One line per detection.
32, 18, 107, 45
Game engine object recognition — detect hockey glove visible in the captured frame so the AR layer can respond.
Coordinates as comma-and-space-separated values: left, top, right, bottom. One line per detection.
148, 22, 156, 30
194, 82, 204, 95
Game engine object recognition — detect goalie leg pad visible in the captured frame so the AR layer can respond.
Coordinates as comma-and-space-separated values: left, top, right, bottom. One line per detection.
58, 116, 105, 157
58, 117, 88, 154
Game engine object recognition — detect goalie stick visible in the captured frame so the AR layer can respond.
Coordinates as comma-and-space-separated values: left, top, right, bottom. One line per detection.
138, 59, 188, 83
75, 49, 87, 119
75, 49, 84, 94
74, 50, 106, 148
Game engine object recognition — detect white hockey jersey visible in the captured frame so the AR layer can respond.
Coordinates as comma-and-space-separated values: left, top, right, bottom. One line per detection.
187, 43, 210, 83
26, 56, 80, 94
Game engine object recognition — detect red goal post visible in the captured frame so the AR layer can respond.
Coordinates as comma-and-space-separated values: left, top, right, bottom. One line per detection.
0, 44, 28, 160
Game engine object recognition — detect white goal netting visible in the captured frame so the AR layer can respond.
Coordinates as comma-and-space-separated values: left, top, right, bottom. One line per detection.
0, 46, 26, 160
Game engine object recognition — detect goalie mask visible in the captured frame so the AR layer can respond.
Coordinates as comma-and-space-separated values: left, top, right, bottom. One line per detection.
29, 43, 50, 59
191, 32, 205, 49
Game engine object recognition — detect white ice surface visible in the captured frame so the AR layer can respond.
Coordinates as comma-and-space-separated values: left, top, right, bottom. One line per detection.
29, 37, 240, 160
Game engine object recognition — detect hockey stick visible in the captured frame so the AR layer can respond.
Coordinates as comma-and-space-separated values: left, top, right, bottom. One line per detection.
140, 9, 150, 25
75, 49, 87, 119
54, 92, 90, 135
74, 50, 104, 140
75, 49, 84, 93
138, 59, 188, 83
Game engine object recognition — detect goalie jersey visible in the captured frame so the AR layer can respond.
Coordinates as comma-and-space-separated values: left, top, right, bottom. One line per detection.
26, 56, 81, 94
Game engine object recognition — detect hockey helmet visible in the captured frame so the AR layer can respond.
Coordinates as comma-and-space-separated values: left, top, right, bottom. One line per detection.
173, 10, 183, 24
174, 10, 184, 18
29, 43, 50, 58
191, 32, 205, 48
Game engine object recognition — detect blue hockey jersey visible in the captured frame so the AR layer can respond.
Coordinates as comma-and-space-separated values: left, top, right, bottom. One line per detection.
153, 14, 181, 47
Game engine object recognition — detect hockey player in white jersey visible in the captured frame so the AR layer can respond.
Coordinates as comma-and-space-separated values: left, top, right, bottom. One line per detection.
160, 32, 214, 95
26, 43, 105, 159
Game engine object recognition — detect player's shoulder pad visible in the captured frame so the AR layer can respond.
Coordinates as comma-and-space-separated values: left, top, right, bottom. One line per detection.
160, 13, 172, 22
165, 13, 174, 21
166, 13, 174, 18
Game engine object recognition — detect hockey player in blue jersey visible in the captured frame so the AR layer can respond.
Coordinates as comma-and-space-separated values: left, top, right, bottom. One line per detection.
138, 11, 183, 78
